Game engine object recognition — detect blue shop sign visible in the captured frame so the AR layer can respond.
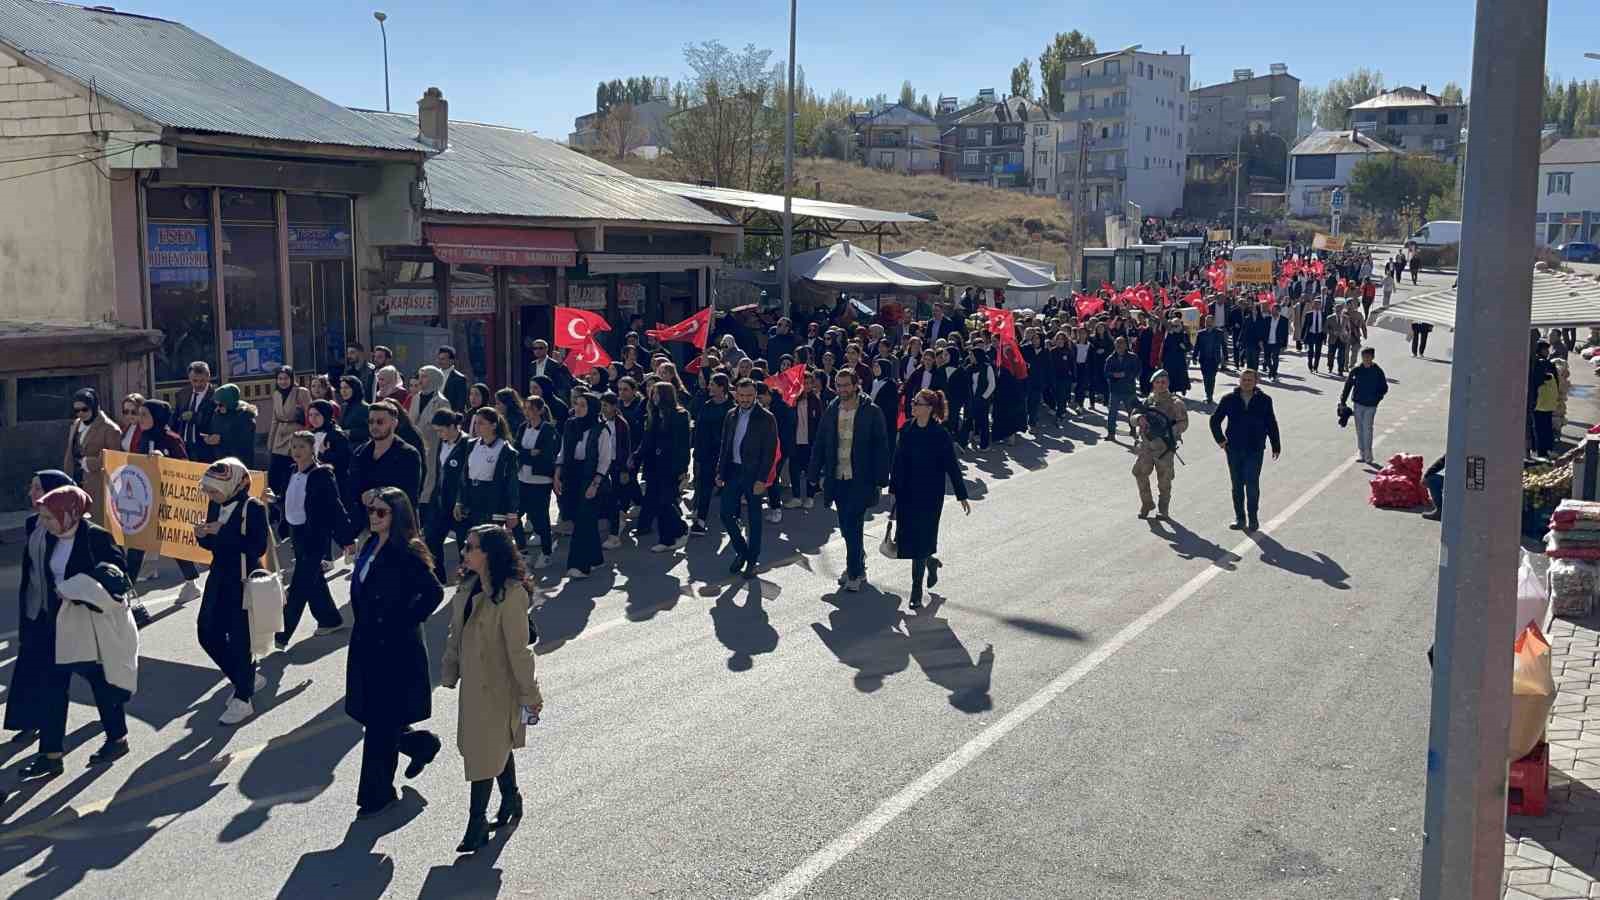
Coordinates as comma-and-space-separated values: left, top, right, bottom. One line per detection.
147, 223, 211, 285
288, 225, 353, 259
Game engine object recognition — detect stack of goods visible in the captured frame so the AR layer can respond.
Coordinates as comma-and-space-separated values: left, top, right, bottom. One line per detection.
1548, 558, 1599, 616
1547, 499, 1600, 560
1369, 453, 1429, 509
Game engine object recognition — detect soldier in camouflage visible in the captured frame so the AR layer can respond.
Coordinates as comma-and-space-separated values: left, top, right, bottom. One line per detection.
1132, 370, 1190, 519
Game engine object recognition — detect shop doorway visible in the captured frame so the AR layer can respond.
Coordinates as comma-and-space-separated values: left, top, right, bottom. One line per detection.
516, 305, 553, 392
290, 259, 354, 377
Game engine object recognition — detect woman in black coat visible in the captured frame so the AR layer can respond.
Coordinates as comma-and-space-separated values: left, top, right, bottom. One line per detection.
1020, 330, 1054, 431
8, 471, 76, 749
308, 399, 352, 492
339, 376, 370, 447
869, 357, 901, 457
195, 458, 269, 726
1159, 320, 1193, 396
273, 432, 359, 650
890, 389, 971, 610
346, 487, 446, 817
638, 381, 692, 551
514, 396, 559, 569
555, 392, 607, 578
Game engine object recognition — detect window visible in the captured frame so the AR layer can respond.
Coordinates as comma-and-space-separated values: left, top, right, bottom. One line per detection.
876, 150, 895, 168
1549, 172, 1573, 195
146, 187, 217, 384
1435, 112, 1449, 125
965, 127, 978, 141
910, 150, 922, 165
1034, 124, 1049, 137
219, 189, 283, 380
1136, 62, 1144, 77
1180, 77, 1186, 91
1178, 104, 1185, 121
1003, 126, 1020, 141
1035, 150, 1050, 170
1387, 109, 1408, 125
287, 194, 354, 376
1035, 178, 1047, 192
1294, 154, 1337, 180
962, 150, 980, 166
1144, 157, 1149, 170
1432, 138, 1448, 152
18, 372, 102, 423
1178, 134, 1183, 149
1146, 126, 1152, 140
1008, 151, 1023, 166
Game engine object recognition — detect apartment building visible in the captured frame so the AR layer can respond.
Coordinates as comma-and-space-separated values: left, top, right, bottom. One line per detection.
1187, 64, 1300, 157
1349, 86, 1464, 160
1537, 138, 1600, 246
946, 95, 1050, 189
854, 103, 942, 175
1058, 48, 1190, 217
1025, 116, 1066, 196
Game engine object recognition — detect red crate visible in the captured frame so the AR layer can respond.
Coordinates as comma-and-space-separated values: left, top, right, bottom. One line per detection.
1509, 742, 1550, 817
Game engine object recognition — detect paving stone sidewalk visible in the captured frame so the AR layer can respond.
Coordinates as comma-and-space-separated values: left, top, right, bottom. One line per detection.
1503, 614, 1600, 899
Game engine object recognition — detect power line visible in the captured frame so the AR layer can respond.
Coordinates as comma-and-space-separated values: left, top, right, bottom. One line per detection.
0, 145, 142, 186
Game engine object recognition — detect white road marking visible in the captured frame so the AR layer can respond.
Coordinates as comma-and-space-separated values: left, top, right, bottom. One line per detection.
755, 423, 1403, 900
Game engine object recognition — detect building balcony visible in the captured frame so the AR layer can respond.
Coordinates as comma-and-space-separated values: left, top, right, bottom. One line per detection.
1064, 71, 1128, 92
1062, 165, 1127, 183
1060, 104, 1128, 123
1058, 134, 1126, 155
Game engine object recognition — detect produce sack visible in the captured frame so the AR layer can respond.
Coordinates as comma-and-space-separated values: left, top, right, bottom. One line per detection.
1548, 558, 1599, 617
1518, 548, 1551, 638
1510, 623, 1556, 763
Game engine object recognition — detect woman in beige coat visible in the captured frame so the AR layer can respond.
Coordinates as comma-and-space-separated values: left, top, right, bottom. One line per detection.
408, 365, 453, 508
266, 366, 312, 503
62, 388, 122, 527
442, 524, 542, 853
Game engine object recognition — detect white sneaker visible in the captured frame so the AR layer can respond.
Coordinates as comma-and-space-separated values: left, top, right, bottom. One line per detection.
565, 567, 588, 579
602, 535, 623, 550
802, 498, 815, 510
176, 580, 202, 603
220, 697, 254, 725
782, 498, 803, 509
765, 509, 782, 524
650, 543, 672, 553
253, 672, 267, 692
626, 504, 642, 520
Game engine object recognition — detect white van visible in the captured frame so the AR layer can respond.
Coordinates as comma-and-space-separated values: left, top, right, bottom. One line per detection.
1408, 220, 1461, 248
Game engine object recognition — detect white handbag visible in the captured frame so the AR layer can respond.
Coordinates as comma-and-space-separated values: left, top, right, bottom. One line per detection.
240, 503, 286, 657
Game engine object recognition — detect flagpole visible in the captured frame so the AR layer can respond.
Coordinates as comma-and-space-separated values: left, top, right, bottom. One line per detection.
781, 0, 797, 319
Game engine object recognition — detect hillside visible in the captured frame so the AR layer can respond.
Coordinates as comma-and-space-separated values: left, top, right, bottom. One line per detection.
596, 154, 1075, 274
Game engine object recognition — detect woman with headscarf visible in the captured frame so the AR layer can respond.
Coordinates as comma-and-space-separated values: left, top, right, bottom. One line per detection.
339, 376, 370, 446
409, 366, 452, 508
17, 483, 129, 779
209, 384, 259, 465
307, 399, 352, 495
267, 366, 313, 504
124, 400, 204, 597
555, 391, 607, 578
528, 376, 568, 429
195, 458, 270, 725
869, 357, 901, 459
638, 382, 691, 553
62, 388, 121, 526
374, 364, 410, 412
467, 383, 492, 416
1160, 319, 1193, 396
7, 470, 76, 747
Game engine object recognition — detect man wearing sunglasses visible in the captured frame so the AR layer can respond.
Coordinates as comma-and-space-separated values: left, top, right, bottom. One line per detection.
347, 400, 423, 515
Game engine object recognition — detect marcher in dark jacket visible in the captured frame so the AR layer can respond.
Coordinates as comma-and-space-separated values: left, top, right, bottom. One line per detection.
690, 377, 733, 531
640, 382, 693, 551
308, 399, 352, 496
513, 399, 559, 568
456, 408, 520, 530
345, 488, 445, 817
208, 385, 259, 466
195, 459, 269, 725
556, 392, 609, 577
1159, 324, 1192, 395
7, 470, 77, 748
339, 376, 370, 447
425, 411, 473, 584
347, 400, 423, 511
274, 432, 358, 649
1208, 370, 1282, 531
808, 369, 891, 590
716, 379, 779, 577
135, 399, 187, 457
1193, 320, 1226, 405
890, 390, 970, 609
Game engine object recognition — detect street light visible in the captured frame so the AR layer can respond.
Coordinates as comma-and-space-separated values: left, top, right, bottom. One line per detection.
1071, 43, 1140, 286
1585, 51, 1600, 61
1234, 95, 1286, 242
374, 11, 390, 113
780, 0, 796, 317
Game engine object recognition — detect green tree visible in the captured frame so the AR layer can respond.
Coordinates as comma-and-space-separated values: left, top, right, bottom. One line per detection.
1348, 154, 1456, 217
1038, 30, 1097, 113
899, 80, 917, 109
1298, 85, 1322, 135
1563, 80, 1580, 136
1315, 68, 1385, 130
916, 93, 932, 117
1010, 58, 1034, 100
669, 41, 783, 190
1438, 81, 1464, 105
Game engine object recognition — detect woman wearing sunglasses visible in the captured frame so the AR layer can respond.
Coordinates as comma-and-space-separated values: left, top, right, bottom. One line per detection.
61, 388, 121, 526
345, 487, 446, 819
442, 525, 542, 852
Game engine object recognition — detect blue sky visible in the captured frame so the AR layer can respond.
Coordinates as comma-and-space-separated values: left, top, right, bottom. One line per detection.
102, 0, 1600, 140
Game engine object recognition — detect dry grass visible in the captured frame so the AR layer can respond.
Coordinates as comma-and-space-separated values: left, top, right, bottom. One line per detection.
597, 153, 1075, 274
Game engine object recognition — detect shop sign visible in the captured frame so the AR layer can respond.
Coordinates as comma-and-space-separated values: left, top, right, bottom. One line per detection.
226, 328, 285, 377
568, 282, 608, 310
147, 223, 211, 284
382, 288, 497, 317
288, 225, 352, 259
618, 281, 646, 310
450, 287, 497, 316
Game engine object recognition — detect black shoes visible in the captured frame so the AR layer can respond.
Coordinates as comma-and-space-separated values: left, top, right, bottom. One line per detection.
1247, 518, 1260, 532
740, 560, 757, 580
404, 732, 442, 779
926, 558, 941, 589
492, 792, 524, 828
1229, 519, 1247, 531
20, 755, 63, 780
356, 793, 399, 819
89, 739, 130, 766
728, 557, 745, 577
909, 585, 923, 610
457, 816, 490, 853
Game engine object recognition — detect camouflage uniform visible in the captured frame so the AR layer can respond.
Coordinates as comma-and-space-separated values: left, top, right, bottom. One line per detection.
1132, 389, 1190, 517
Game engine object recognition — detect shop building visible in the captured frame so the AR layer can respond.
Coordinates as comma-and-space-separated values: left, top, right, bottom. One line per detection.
348, 99, 740, 392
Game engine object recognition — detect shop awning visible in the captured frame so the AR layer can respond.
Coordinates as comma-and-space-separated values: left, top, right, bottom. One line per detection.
423, 225, 577, 267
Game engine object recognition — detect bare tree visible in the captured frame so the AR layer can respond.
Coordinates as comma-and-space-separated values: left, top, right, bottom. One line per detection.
599, 102, 648, 159
668, 40, 783, 190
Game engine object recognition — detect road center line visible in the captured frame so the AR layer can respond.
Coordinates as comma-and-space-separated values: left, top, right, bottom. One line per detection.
755, 422, 1404, 900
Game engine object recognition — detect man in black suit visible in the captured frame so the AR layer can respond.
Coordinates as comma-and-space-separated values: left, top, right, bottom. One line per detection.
175, 360, 217, 462
347, 400, 423, 512
808, 368, 890, 592
923, 304, 965, 345
526, 339, 573, 398
435, 346, 469, 413
901, 349, 947, 418
715, 378, 778, 579
344, 342, 377, 401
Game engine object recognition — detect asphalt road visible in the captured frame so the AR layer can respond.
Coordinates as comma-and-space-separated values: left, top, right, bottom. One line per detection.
0, 298, 1502, 899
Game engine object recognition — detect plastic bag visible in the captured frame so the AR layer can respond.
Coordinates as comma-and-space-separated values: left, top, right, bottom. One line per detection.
1548, 558, 1599, 617
1510, 622, 1556, 762
1517, 548, 1550, 639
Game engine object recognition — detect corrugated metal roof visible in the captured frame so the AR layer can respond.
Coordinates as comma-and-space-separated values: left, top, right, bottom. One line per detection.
1350, 87, 1455, 110
858, 104, 938, 128
348, 109, 734, 227
953, 96, 1049, 126
1375, 271, 1600, 329
0, 0, 422, 151
1543, 138, 1600, 166
1290, 129, 1400, 156
643, 179, 926, 225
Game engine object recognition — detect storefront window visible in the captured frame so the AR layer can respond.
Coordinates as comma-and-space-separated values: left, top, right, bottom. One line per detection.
449, 264, 497, 388
220, 189, 283, 379
287, 194, 355, 376
147, 187, 216, 384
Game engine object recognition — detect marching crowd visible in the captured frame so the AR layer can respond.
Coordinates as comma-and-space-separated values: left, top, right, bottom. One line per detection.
13, 241, 1439, 852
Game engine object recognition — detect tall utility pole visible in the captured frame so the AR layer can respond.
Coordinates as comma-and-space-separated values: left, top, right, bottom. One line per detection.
1420, 1, 1548, 898
780, 0, 797, 318
374, 11, 390, 112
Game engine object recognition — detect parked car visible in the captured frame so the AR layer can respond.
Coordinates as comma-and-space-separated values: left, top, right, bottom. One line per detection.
1557, 242, 1600, 263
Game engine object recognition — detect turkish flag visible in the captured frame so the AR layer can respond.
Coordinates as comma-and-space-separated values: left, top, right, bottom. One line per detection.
1158, 286, 1170, 309
554, 307, 611, 350
1184, 290, 1207, 312
1074, 294, 1105, 318
647, 306, 712, 350
996, 338, 1029, 380
764, 363, 806, 406
684, 357, 702, 375
1311, 259, 1326, 278
1133, 286, 1155, 312
978, 306, 1016, 342
565, 335, 612, 375
1256, 290, 1276, 310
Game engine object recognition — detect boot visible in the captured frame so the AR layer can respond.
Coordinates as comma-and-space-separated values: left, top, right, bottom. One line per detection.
1157, 496, 1170, 519
456, 816, 490, 853
492, 792, 524, 828
909, 583, 923, 611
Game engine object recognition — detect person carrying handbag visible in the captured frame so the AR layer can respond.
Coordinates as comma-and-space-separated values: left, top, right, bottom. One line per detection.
195, 458, 270, 725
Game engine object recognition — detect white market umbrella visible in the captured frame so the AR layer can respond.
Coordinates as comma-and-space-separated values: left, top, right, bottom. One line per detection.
953, 249, 1058, 291
885, 248, 1011, 289
788, 241, 942, 292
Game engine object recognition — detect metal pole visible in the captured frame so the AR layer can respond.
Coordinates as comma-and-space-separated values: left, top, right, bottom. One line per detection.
1420, 1, 1548, 897
1076, 120, 1088, 288
780, 0, 796, 319
375, 12, 391, 113
1232, 131, 1241, 243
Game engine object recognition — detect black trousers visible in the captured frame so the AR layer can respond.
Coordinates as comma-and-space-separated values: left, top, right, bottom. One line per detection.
834, 485, 869, 579
1263, 344, 1282, 378
645, 470, 686, 544
40, 663, 128, 755
720, 479, 762, 563
358, 723, 436, 810
1304, 335, 1325, 370
692, 459, 718, 523
566, 491, 604, 572
1242, 343, 1261, 372
1533, 410, 1556, 456
963, 398, 991, 449
125, 548, 200, 583
280, 525, 342, 642
1410, 324, 1430, 356
1226, 445, 1265, 523
789, 443, 814, 499
1074, 362, 1091, 406
426, 506, 470, 585
518, 481, 554, 556
1199, 364, 1219, 402
1327, 339, 1347, 373
198, 589, 255, 702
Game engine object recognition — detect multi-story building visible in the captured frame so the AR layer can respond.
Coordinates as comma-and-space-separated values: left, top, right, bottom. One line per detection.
1348, 86, 1464, 160
1024, 116, 1066, 195
1536, 138, 1600, 246
1186, 64, 1300, 158
1285, 129, 1399, 217
945, 96, 1050, 189
853, 103, 942, 175
568, 98, 673, 153
1058, 48, 1191, 218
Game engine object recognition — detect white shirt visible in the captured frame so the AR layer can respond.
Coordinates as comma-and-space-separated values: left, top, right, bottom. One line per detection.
517, 426, 551, 485
284, 468, 310, 526
1075, 342, 1090, 364
438, 437, 458, 472
795, 396, 810, 445
49, 530, 75, 585
121, 426, 137, 451
468, 439, 505, 482
596, 422, 616, 476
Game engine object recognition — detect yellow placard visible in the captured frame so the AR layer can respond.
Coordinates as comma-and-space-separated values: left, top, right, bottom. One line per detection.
102, 450, 267, 564
1312, 233, 1347, 252
1229, 259, 1274, 283
1208, 229, 1232, 243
